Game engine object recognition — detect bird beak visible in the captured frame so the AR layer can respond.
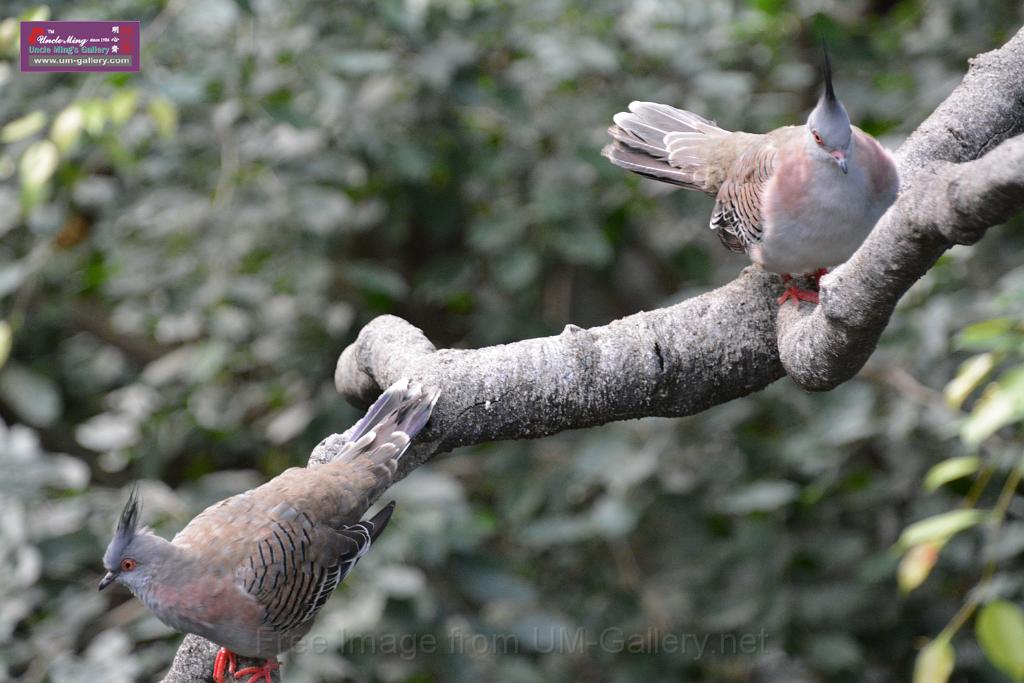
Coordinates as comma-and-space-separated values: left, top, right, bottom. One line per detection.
832, 151, 848, 174
98, 571, 117, 591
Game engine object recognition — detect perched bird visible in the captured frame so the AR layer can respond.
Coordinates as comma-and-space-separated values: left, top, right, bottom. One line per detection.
99, 379, 439, 683
602, 52, 899, 304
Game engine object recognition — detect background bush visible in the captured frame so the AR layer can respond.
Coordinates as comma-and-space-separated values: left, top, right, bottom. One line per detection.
2, 0, 1024, 681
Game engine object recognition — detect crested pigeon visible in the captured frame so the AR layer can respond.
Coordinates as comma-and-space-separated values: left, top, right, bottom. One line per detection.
602, 54, 899, 304
99, 378, 439, 683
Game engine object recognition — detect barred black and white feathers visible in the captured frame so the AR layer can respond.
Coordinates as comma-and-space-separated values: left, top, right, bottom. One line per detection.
602, 59, 899, 282
334, 377, 440, 467
244, 501, 395, 634
136, 377, 442, 658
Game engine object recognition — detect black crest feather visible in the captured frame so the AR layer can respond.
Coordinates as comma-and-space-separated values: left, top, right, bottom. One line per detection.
117, 483, 141, 539
821, 40, 836, 103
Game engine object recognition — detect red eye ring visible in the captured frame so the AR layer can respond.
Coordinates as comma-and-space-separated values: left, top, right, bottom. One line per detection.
812, 130, 823, 145
120, 558, 137, 572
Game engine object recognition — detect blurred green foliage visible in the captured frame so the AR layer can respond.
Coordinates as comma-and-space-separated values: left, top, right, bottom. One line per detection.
1, 0, 1024, 681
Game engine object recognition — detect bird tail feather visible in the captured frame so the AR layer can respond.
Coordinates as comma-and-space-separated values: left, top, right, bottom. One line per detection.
328, 378, 440, 467
365, 500, 396, 542
602, 101, 728, 194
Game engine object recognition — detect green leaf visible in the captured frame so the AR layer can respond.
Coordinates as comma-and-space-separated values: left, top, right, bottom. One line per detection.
717, 480, 800, 514
19, 140, 59, 195
960, 366, 1024, 447
0, 320, 11, 370
148, 97, 179, 139
899, 543, 940, 593
19, 6, 51, 21
108, 89, 139, 126
1, 111, 47, 143
945, 353, 997, 409
956, 318, 1023, 352
914, 638, 954, 683
0, 19, 18, 53
752, 0, 787, 16
976, 600, 1024, 681
345, 262, 409, 301
80, 99, 107, 136
0, 362, 63, 427
898, 509, 986, 549
924, 456, 981, 492
50, 105, 85, 153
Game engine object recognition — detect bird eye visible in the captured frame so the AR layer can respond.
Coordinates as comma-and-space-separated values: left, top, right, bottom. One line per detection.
121, 558, 137, 572
812, 130, 823, 145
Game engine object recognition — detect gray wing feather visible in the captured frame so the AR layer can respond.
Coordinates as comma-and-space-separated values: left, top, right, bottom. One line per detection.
709, 141, 778, 250
242, 503, 395, 633
603, 101, 729, 194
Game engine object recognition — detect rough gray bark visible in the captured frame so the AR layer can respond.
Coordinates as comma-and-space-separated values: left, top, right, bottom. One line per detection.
777, 37, 1024, 389
336, 28, 1024, 477
163, 29, 1024, 683
162, 636, 249, 683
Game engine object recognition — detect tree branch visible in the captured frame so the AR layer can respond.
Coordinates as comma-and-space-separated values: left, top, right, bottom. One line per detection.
777, 34, 1024, 389
777, 132, 1024, 389
336, 27, 1024, 473
164, 27, 1024, 682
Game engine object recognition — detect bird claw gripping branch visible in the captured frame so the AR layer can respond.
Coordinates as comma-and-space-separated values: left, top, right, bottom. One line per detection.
602, 50, 898, 301
100, 379, 440, 683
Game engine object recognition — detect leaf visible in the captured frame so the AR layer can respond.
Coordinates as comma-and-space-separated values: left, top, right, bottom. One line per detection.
1, 111, 47, 143
329, 50, 397, 75
19, 140, 59, 189
0, 19, 18, 53
0, 362, 63, 427
899, 543, 940, 593
75, 412, 141, 452
50, 105, 85, 153
898, 509, 986, 549
520, 514, 592, 548
960, 367, 1024, 447
265, 402, 315, 444
945, 353, 997, 409
590, 496, 639, 538
0, 320, 10, 370
108, 89, 139, 126
494, 250, 539, 292
718, 480, 800, 514
955, 318, 1022, 352
913, 638, 954, 683
148, 97, 179, 139
0, 261, 27, 297
924, 456, 981, 492
19, 6, 51, 21
976, 600, 1024, 681
80, 99, 107, 136
345, 262, 409, 301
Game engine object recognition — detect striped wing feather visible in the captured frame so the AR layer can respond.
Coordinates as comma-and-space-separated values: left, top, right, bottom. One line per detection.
238, 503, 393, 633
171, 379, 436, 640
709, 139, 778, 251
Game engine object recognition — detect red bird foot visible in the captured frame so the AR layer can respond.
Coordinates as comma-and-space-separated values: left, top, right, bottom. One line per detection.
777, 285, 819, 305
777, 270, 827, 306
234, 658, 280, 683
213, 648, 238, 683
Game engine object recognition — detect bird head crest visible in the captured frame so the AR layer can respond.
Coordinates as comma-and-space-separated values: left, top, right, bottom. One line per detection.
807, 41, 851, 154
103, 484, 142, 571
117, 483, 141, 539
822, 41, 836, 104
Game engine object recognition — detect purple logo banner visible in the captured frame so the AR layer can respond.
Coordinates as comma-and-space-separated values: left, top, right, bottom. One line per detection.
20, 21, 140, 73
